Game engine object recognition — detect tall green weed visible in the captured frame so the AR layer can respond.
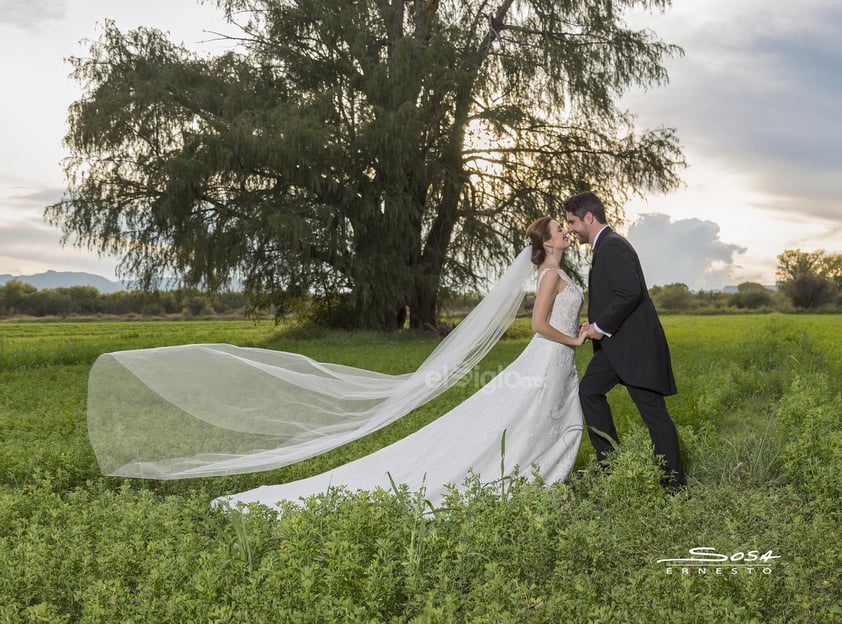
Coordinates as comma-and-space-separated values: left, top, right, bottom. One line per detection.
1, 316, 841, 622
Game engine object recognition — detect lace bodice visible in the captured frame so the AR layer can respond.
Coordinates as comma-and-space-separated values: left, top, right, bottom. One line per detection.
537, 268, 583, 338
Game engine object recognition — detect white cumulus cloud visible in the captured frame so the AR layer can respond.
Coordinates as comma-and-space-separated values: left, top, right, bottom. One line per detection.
625, 213, 747, 291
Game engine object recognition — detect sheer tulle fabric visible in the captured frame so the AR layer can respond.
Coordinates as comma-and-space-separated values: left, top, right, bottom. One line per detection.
87, 247, 536, 479
215, 268, 583, 510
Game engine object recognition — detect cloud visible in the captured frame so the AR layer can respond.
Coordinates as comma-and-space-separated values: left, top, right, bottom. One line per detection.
0, 220, 118, 277
626, 0, 842, 224
0, 191, 119, 278
625, 213, 747, 290
0, 182, 64, 208
0, 0, 67, 32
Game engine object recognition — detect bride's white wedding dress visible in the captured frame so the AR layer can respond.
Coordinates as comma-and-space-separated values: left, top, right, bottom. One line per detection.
215, 269, 583, 510
87, 248, 584, 509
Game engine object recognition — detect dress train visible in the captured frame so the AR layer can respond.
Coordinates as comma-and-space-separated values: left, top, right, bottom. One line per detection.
214, 269, 583, 510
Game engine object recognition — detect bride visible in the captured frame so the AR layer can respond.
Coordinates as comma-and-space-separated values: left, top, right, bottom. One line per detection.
87, 217, 588, 509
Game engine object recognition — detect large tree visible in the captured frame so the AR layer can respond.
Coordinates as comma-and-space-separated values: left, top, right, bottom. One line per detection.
48, 0, 685, 329
776, 248, 841, 309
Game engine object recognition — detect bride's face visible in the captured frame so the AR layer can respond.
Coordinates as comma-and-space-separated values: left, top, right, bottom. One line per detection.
547, 220, 570, 250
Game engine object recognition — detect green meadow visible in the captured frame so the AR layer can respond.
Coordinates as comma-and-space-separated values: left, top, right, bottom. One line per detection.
1, 315, 840, 623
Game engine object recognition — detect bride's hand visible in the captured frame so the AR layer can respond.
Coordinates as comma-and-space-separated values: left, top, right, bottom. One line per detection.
574, 328, 589, 346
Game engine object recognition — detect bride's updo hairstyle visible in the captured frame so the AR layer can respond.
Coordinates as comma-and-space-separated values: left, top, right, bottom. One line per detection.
525, 216, 554, 266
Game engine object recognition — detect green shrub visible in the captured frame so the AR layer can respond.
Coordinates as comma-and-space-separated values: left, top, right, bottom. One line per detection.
2, 316, 842, 622
776, 372, 842, 499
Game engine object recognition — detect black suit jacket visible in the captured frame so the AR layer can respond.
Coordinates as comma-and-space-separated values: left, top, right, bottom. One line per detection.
588, 227, 676, 396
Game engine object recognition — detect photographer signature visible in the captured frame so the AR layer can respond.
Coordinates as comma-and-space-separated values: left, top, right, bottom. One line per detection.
657, 546, 781, 565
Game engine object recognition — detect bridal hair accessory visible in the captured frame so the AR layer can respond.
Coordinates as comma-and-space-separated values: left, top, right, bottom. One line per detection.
87, 247, 535, 479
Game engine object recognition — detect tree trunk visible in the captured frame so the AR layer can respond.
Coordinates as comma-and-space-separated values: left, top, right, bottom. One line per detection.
345, 239, 408, 330
407, 5, 510, 330
408, 70, 478, 329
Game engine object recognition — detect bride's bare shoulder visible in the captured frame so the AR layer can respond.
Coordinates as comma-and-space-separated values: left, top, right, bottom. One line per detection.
537, 267, 567, 293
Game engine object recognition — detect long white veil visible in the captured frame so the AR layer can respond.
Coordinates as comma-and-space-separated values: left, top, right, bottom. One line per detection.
88, 247, 535, 479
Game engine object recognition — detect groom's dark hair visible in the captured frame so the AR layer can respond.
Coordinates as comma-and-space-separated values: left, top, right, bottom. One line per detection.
564, 191, 607, 224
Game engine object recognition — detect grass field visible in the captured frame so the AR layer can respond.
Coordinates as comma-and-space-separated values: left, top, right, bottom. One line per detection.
1, 315, 840, 622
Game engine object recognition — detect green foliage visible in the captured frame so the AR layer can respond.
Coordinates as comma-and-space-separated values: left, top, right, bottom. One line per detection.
0, 281, 245, 318
1, 315, 841, 622
781, 274, 837, 309
775, 372, 842, 499
730, 282, 775, 310
48, 0, 686, 329
0, 279, 36, 315
651, 282, 695, 311
776, 249, 842, 309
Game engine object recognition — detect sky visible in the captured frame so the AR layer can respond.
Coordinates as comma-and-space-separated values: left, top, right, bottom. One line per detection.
0, 0, 840, 290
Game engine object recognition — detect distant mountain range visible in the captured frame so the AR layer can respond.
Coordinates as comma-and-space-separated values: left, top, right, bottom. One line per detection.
0, 270, 125, 294
721, 284, 778, 293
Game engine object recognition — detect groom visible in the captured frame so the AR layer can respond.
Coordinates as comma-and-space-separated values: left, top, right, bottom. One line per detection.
564, 191, 685, 489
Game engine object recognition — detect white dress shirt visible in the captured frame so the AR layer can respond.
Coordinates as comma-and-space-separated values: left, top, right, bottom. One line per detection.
591, 225, 612, 338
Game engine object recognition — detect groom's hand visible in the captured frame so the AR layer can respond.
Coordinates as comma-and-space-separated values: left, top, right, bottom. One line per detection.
583, 323, 604, 341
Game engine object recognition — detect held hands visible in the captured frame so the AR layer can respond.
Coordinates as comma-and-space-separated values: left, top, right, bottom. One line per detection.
579, 322, 604, 342
573, 325, 590, 346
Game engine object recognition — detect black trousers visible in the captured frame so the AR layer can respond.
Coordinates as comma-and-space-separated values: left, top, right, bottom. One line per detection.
579, 349, 685, 487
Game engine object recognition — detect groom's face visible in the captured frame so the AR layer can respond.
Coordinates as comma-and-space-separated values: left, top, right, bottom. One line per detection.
565, 212, 591, 245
